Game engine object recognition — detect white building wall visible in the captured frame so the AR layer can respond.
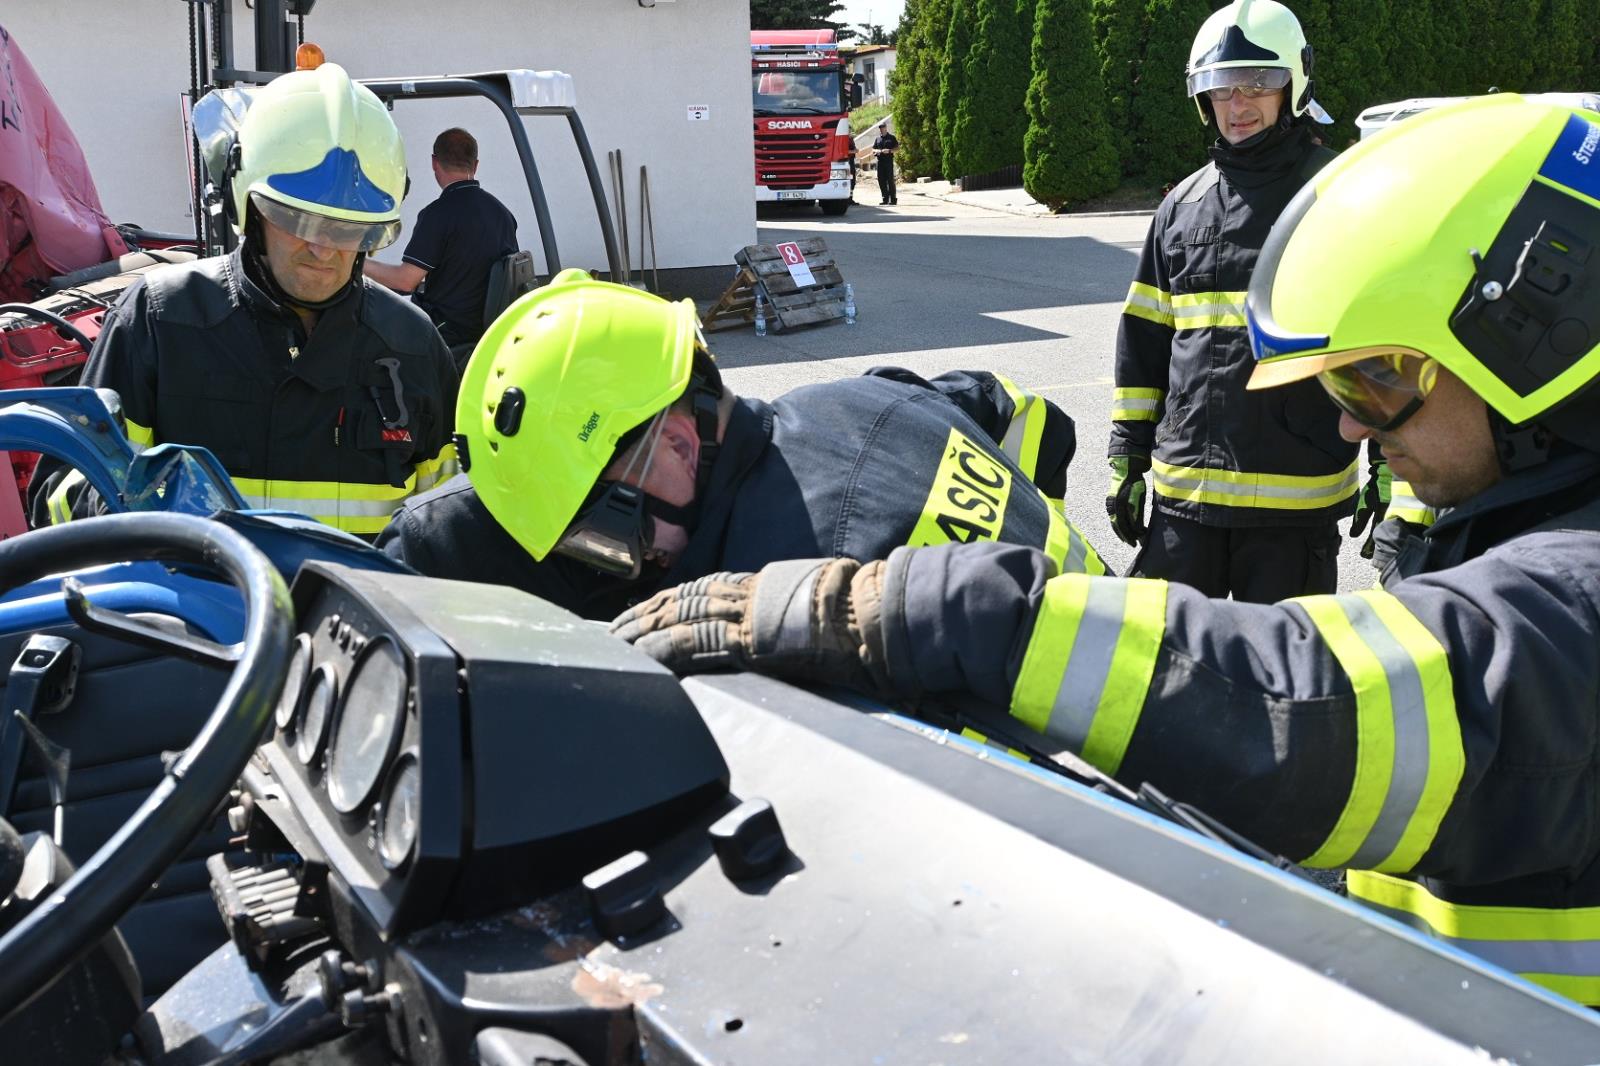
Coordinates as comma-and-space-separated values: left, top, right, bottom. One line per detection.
4, 1, 754, 273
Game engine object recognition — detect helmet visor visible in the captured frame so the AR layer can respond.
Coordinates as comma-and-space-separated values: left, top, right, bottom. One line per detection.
251, 193, 401, 252
553, 481, 653, 579
1317, 351, 1440, 431
1188, 66, 1291, 101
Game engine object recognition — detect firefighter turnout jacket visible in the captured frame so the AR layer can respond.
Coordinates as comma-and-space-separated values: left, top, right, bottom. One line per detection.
1112, 125, 1356, 527
857, 447, 1600, 1005
379, 368, 1104, 620
39, 249, 459, 536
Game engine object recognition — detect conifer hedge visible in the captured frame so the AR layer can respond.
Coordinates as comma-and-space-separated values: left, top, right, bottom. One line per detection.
1024, 0, 1119, 207
882, 0, 1600, 204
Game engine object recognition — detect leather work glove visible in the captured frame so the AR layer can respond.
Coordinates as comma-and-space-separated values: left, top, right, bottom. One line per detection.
610, 558, 891, 695
1106, 455, 1150, 547
1349, 457, 1392, 559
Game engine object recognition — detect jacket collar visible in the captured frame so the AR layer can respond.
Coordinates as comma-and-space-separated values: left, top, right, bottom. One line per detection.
1393, 450, 1600, 578
228, 248, 367, 390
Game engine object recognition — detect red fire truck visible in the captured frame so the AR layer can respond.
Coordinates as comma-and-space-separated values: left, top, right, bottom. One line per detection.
751, 30, 854, 215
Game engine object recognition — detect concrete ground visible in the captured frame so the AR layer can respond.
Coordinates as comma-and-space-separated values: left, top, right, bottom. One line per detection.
717, 176, 1378, 593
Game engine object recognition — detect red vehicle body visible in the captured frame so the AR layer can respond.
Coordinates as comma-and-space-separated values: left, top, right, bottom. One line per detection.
751, 30, 853, 215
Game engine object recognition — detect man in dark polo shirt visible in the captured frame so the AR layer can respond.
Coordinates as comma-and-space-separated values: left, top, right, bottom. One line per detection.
365, 127, 518, 350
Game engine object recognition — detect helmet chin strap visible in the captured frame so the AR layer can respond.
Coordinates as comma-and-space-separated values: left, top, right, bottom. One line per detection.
1488, 408, 1553, 474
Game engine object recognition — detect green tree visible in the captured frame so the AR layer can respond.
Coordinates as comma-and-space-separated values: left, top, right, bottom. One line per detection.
1382, 0, 1439, 106
893, 0, 952, 179
1319, 0, 1391, 147
1092, 0, 1145, 175
749, 0, 854, 38
948, 0, 1036, 176
855, 21, 890, 42
1533, 0, 1583, 90
1024, 0, 1119, 208
939, 0, 979, 177
1127, 0, 1212, 185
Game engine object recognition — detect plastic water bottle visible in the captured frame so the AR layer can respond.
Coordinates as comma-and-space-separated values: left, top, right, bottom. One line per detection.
844, 283, 857, 326
754, 293, 767, 336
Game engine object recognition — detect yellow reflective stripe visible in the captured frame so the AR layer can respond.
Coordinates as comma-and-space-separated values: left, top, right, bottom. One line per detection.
47, 469, 86, 525
234, 471, 425, 535
1009, 575, 1167, 775
1112, 386, 1163, 422
124, 418, 155, 448
1123, 281, 1173, 328
1042, 499, 1109, 577
414, 443, 459, 493
1170, 289, 1247, 329
957, 727, 1028, 761
1389, 479, 1436, 527
1348, 871, 1600, 1003
1295, 591, 1463, 871
993, 375, 1048, 482
1152, 458, 1359, 510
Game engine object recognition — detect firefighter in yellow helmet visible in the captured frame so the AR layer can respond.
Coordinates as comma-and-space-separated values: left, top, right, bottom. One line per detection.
617, 95, 1600, 1007
376, 269, 1101, 619
31, 63, 459, 537
1105, 0, 1376, 601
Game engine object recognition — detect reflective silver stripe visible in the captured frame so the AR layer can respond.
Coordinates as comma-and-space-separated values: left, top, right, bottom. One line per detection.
1171, 301, 1245, 321
1041, 580, 1128, 749
1153, 466, 1359, 501
1113, 397, 1159, 414
238, 492, 403, 519
1124, 290, 1172, 317
1342, 598, 1432, 870
1358, 897, 1600, 978
1064, 523, 1089, 575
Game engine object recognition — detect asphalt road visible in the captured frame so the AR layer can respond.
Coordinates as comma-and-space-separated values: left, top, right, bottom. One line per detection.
710, 186, 1377, 593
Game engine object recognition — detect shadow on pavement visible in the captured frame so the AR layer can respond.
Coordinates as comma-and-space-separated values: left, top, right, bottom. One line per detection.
707, 218, 1139, 368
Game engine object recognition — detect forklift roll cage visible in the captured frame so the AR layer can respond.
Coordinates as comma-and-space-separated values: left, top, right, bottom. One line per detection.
185, 0, 622, 281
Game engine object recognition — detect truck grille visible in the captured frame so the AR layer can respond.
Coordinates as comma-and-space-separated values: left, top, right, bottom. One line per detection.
755, 128, 831, 187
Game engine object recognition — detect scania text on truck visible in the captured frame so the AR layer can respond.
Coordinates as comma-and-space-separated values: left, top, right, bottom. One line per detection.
751, 30, 853, 215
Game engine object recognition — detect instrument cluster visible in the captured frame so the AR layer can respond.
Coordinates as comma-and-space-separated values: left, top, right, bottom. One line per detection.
274, 616, 419, 872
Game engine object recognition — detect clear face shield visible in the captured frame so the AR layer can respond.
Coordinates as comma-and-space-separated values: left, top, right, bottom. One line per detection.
1187, 65, 1291, 103
250, 193, 401, 253
551, 410, 672, 580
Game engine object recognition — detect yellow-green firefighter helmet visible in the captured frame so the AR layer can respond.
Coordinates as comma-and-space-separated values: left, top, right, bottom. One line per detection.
456, 268, 706, 565
1187, 0, 1317, 124
231, 63, 406, 251
1246, 95, 1600, 440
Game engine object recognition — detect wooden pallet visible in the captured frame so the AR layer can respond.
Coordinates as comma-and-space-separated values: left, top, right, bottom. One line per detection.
701, 238, 847, 333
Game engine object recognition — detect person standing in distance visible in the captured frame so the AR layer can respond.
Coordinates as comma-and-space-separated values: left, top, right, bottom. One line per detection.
365, 127, 518, 352
872, 124, 900, 206
1106, 0, 1362, 602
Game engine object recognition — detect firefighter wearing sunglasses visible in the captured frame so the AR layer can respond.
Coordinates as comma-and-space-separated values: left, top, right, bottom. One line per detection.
617, 96, 1600, 1008
31, 63, 460, 537
1106, 0, 1390, 602
378, 269, 1103, 621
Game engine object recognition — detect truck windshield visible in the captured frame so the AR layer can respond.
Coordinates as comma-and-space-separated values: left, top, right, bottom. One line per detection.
753, 70, 841, 115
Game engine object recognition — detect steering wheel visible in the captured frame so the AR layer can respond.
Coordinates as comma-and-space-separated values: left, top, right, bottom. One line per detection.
0, 513, 293, 1023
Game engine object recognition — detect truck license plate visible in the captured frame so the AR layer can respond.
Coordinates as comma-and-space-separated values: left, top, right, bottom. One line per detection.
776, 191, 808, 201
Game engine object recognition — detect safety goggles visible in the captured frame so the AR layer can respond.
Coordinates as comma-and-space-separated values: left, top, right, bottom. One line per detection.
1316, 350, 1440, 431
251, 193, 401, 253
1187, 66, 1291, 102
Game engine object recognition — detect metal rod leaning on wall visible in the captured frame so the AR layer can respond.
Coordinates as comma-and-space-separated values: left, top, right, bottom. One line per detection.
608, 149, 632, 285
639, 165, 659, 295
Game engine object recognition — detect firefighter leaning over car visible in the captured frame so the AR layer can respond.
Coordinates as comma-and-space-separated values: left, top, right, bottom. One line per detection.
29, 63, 459, 538
1108, 0, 1370, 601
617, 96, 1600, 1007
376, 269, 1105, 621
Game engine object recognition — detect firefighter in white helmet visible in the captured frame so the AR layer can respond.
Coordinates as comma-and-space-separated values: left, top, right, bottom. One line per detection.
1104, 0, 1378, 601
33, 63, 459, 537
